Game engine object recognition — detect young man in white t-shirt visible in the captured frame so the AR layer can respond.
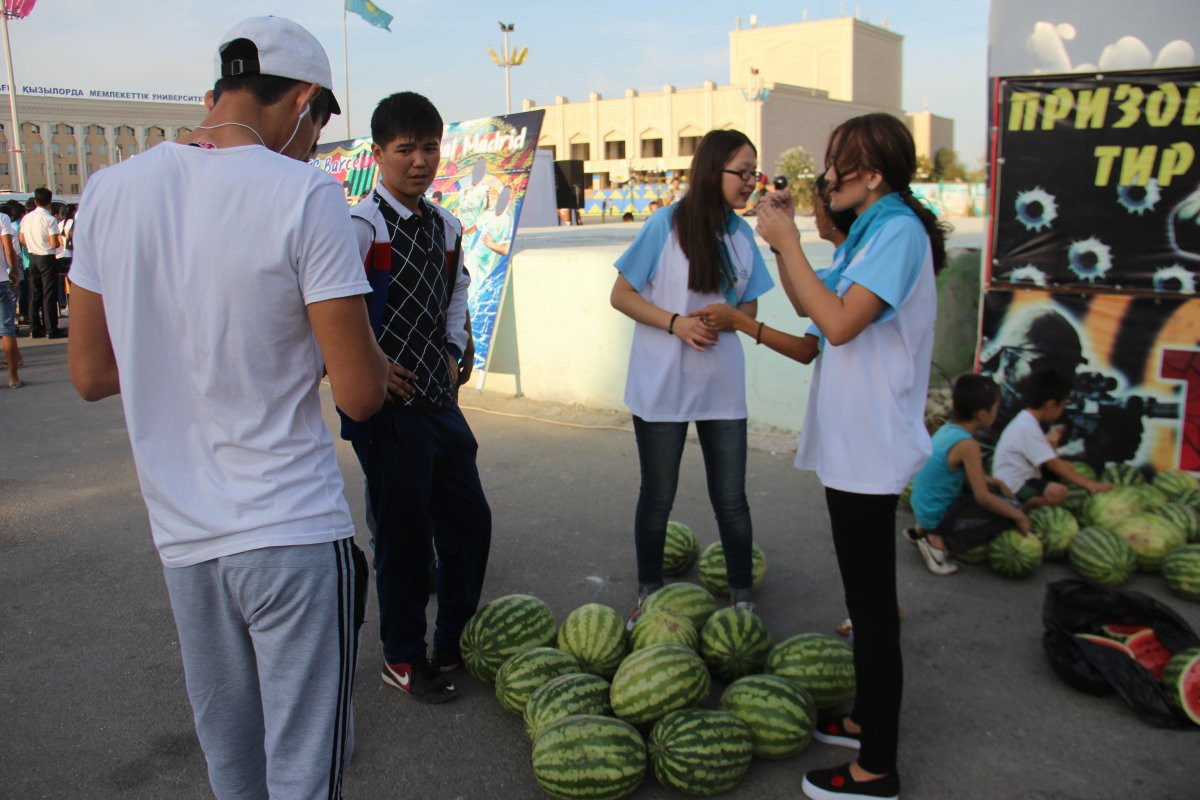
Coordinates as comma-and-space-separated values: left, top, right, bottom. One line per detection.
67, 17, 387, 798
992, 363, 1111, 508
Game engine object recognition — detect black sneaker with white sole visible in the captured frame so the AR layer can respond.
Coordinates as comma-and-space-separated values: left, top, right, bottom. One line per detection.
430, 646, 463, 673
382, 659, 459, 703
802, 763, 900, 800
812, 713, 862, 750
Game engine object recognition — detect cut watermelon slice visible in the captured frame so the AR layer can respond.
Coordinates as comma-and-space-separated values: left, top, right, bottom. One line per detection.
1099, 624, 1150, 641
1075, 633, 1136, 658
1162, 648, 1200, 727
1124, 630, 1172, 680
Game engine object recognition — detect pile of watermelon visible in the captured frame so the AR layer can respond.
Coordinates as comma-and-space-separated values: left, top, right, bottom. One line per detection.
460, 572, 859, 798
1075, 625, 1200, 727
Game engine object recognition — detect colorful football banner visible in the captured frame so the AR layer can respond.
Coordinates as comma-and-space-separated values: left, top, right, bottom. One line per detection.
979, 289, 1198, 473
310, 109, 545, 374
990, 67, 1200, 292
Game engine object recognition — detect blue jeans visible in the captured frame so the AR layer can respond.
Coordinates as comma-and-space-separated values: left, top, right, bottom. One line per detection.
632, 416, 754, 595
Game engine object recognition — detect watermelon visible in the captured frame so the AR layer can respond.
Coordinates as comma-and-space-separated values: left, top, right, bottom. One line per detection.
495, 647, 581, 715
717, 674, 817, 759
1125, 629, 1172, 680
1071, 461, 1099, 481
764, 633, 855, 709
1064, 483, 1090, 519
956, 543, 990, 565
610, 643, 711, 726
524, 673, 614, 740
1156, 502, 1200, 544
1163, 544, 1200, 601
641, 583, 719, 631
988, 529, 1043, 578
1028, 505, 1079, 559
1134, 484, 1170, 511
647, 709, 753, 796
1161, 648, 1200, 726
1102, 463, 1146, 486
1075, 632, 1136, 658
699, 607, 772, 682
629, 609, 698, 652
558, 604, 628, 678
1152, 468, 1200, 500
1100, 624, 1150, 641
1083, 486, 1145, 529
1111, 513, 1186, 572
1174, 488, 1200, 514
663, 522, 701, 576
531, 714, 647, 799
461, 594, 557, 684
1067, 525, 1137, 586
696, 541, 767, 598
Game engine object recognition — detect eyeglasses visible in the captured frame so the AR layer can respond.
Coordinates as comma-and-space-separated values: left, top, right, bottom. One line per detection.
723, 169, 763, 183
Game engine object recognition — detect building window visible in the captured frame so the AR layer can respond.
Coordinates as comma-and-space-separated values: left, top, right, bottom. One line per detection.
641, 138, 663, 158
71, 183, 79, 193
85, 143, 92, 155
127, 144, 137, 154
33, 142, 42, 154
68, 163, 78, 175
570, 142, 590, 161
95, 125, 105, 135
52, 142, 61, 156
30, 124, 40, 134
604, 140, 626, 160
67, 143, 76, 156
679, 136, 701, 156
99, 143, 107, 156
0, 164, 8, 176
541, 144, 556, 160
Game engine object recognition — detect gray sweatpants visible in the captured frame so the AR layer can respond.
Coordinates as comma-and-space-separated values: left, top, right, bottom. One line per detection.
162, 539, 365, 800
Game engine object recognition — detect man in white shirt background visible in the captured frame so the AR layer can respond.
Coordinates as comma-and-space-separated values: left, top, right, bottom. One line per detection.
17, 187, 64, 339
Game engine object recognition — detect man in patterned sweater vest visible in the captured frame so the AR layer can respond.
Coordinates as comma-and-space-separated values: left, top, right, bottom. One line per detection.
345, 92, 492, 702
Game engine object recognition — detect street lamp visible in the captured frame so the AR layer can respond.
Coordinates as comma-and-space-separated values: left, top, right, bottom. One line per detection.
488, 21, 527, 115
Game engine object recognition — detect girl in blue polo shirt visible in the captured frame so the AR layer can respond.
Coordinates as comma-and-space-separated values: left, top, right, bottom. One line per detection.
610, 129, 774, 623
756, 113, 951, 800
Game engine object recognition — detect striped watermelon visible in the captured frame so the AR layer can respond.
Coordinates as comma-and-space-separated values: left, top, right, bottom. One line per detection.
1135, 484, 1170, 511
641, 583, 719, 631
663, 522, 701, 577
1174, 488, 1200, 514
524, 673, 613, 740
696, 541, 767, 598
558, 604, 628, 678
1156, 502, 1200, 544
1064, 483, 1090, 520
764, 633, 855, 709
1071, 461, 1098, 481
1152, 468, 1200, 500
610, 643, 710, 726
495, 647, 581, 715
699, 607, 771, 682
988, 529, 1043, 578
630, 609, 698, 652
1102, 463, 1146, 486
1111, 513, 1186, 572
648, 709, 753, 796
1067, 525, 1137, 586
1163, 544, 1200, 602
531, 714, 647, 799
460, 594, 557, 684
1028, 505, 1079, 560
956, 543, 990, 565
1084, 486, 1145, 529
717, 674, 817, 759
1161, 648, 1200, 726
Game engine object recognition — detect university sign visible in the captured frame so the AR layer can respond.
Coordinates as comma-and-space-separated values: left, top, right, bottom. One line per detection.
0, 83, 204, 104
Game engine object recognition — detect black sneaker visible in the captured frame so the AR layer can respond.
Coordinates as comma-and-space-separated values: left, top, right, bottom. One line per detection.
802, 763, 900, 800
382, 659, 459, 703
430, 647, 463, 673
813, 713, 862, 750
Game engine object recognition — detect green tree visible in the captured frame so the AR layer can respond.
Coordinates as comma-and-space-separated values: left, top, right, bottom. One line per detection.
931, 147, 966, 182
914, 155, 934, 182
775, 145, 816, 214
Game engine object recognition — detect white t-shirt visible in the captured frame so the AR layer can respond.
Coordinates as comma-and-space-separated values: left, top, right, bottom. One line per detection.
69, 142, 372, 568
616, 206, 774, 422
20, 206, 59, 255
0, 213, 14, 282
992, 409, 1057, 491
794, 213, 937, 494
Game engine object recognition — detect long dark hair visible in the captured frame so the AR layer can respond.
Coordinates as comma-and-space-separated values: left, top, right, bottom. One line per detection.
824, 113, 951, 273
674, 129, 754, 295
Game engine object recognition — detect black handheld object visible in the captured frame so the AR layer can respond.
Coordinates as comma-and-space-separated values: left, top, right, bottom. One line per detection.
773, 175, 788, 191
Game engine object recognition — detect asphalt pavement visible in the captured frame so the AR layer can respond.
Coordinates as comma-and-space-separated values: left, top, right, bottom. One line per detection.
1, 335, 1197, 800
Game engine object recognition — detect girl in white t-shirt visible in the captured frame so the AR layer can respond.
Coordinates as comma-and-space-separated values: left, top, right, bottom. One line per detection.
755, 114, 950, 800
610, 129, 774, 621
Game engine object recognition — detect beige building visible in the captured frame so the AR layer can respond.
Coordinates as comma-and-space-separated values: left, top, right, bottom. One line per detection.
905, 110, 956, 161
525, 15, 952, 187
0, 93, 204, 198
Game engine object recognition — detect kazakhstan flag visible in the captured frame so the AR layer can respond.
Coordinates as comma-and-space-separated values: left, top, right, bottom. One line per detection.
346, 0, 392, 31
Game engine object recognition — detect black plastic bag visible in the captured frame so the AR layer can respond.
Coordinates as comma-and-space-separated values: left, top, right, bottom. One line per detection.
1042, 579, 1199, 729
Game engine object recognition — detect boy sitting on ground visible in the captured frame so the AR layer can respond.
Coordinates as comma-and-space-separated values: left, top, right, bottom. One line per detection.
992, 362, 1111, 514
907, 374, 1032, 575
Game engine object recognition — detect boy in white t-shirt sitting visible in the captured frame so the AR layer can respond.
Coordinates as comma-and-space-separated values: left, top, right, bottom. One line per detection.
992, 363, 1111, 509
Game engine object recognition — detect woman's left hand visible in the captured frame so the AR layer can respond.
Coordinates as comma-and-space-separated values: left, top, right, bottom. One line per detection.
755, 190, 800, 252
692, 303, 741, 332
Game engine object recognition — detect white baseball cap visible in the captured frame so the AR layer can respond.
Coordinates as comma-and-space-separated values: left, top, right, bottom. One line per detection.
215, 16, 340, 114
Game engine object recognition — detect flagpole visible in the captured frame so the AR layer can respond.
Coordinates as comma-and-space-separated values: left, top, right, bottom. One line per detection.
343, 3, 351, 140
1, 9, 27, 192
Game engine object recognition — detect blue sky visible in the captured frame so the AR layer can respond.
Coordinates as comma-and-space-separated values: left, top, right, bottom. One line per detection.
6, 0, 990, 162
